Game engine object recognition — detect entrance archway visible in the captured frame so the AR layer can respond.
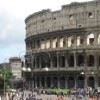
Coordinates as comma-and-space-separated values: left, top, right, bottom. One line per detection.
77, 76, 84, 88
47, 77, 51, 88
98, 77, 100, 87
53, 77, 58, 88
87, 55, 94, 66
68, 76, 75, 88
68, 54, 74, 67
60, 77, 65, 88
41, 77, 45, 88
77, 54, 84, 66
87, 76, 95, 88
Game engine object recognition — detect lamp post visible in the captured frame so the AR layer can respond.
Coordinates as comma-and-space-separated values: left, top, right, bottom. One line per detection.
44, 67, 49, 71
80, 71, 85, 75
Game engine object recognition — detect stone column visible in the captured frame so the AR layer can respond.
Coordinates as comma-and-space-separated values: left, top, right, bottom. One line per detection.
74, 52, 77, 68
58, 77, 60, 88
34, 76, 37, 88
74, 76, 77, 89
57, 52, 59, 69
39, 55, 42, 69
94, 33, 98, 46
94, 53, 98, 69
84, 75, 88, 89
65, 52, 68, 68
65, 77, 68, 88
95, 75, 98, 89
34, 56, 37, 69
50, 38, 52, 48
50, 53, 53, 69
31, 55, 33, 69
51, 77, 53, 88
39, 77, 42, 88
45, 77, 47, 88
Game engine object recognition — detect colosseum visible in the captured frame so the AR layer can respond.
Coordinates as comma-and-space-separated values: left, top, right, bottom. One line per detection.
25, 0, 100, 89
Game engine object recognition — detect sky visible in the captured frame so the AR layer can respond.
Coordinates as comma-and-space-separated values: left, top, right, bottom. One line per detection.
0, 0, 92, 63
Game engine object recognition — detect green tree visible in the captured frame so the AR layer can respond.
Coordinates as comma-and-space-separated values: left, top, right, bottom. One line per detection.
0, 69, 13, 89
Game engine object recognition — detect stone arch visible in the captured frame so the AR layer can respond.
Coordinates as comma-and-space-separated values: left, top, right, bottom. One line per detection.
87, 55, 94, 66
87, 33, 94, 45
52, 55, 57, 68
46, 77, 51, 88
77, 54, 84, 66
41, 77, 45, 88
37, 77, 40, 87
87, 76, 95, 88
53, 77, 58, 88
77, 76, 84, 88
68, 76, 75, 89
68, 54, 74, 67
40, 53, 50, 68
59, 55, 65, 67
60, 77, 65, 88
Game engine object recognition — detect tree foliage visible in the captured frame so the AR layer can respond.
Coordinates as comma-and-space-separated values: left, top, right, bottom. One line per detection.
0, 69, 13, 89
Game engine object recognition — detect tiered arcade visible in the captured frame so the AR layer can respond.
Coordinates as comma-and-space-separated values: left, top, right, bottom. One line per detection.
25, 0, 100, 89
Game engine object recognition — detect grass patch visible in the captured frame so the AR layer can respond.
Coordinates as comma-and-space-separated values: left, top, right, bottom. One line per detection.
47, 88, 70, 95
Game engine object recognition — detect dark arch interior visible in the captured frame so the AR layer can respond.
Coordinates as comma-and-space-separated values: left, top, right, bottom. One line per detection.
68, 55, 74, 67
87, 55, 94, 66
68, 77, 75, 88
88, 77, 95, 88
77, 54, 84, 66
77, 76, 84, 88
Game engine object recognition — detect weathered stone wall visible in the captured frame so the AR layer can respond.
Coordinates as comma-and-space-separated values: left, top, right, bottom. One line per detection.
25, 1, 100, 38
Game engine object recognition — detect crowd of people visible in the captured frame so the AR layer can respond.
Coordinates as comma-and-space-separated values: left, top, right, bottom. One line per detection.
0, 87, 100, 100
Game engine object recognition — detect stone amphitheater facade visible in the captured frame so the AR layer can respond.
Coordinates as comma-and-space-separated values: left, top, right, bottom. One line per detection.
25, 0, 100, 89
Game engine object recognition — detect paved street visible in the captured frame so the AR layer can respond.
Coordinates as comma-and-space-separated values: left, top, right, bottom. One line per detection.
6, 90, 88, 100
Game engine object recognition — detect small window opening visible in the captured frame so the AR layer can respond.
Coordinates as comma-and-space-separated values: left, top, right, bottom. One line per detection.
88, 12, 93, 18
89, 38, 94, 45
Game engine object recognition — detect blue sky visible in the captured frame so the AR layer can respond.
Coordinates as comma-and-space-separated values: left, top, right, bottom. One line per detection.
0, 0, 92, 63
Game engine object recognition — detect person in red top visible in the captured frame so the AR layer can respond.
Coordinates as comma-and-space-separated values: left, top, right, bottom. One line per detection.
59, 96, 64, 100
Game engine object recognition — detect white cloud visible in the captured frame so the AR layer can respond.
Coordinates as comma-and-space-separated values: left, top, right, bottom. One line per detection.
0, 0, 93, 18
0, 24, 12, 40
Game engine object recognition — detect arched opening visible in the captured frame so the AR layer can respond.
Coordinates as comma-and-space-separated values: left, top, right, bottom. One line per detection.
47, 77, 51, 88
37, 77, 40, 88
77, 76, 84, 88
98, 77, 100, 87
77, 36, 84, 46
87, 34, 94, 45
68, 76, 75, 89
25, 57, 31, 68
41, 53, 50, 68
41, 77, 45, 88
60, 77, 65, 88
33, 57, 35, 69
41, 55, 46, 68
52, 56, 57, 68
87, 55, 94, 66
77, 54, 84, 66
44, 54, 50, 68
36, 56, 40, 68
87, 76, 95, 88
59, 56, 65, 67
53, 77, 58, 88
68, 54, 74, 67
